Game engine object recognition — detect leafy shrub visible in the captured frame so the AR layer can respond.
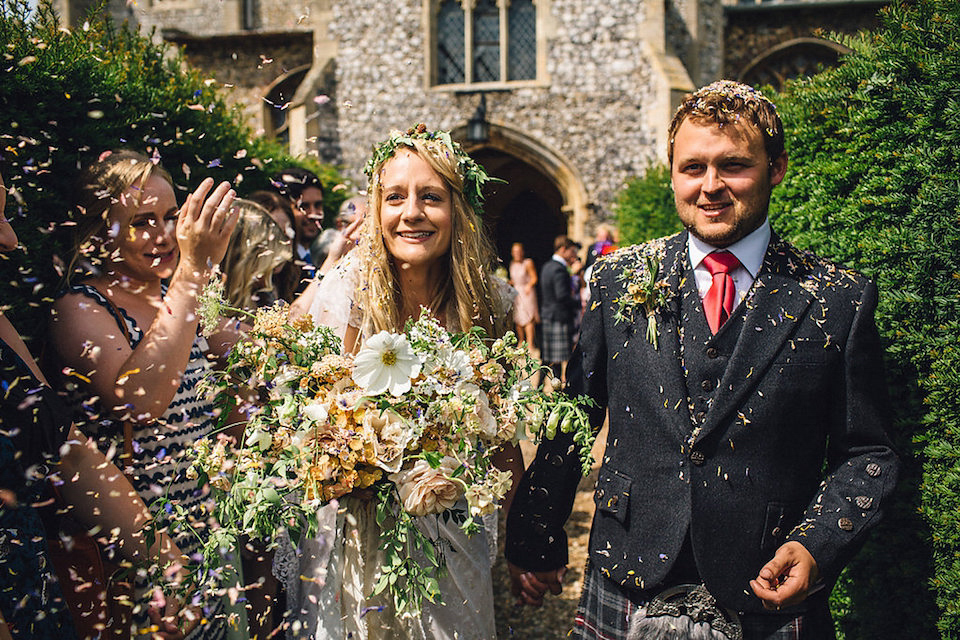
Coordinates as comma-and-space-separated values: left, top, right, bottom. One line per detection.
769, 0, 959, 635
0, 0, 345, 342
614, 163, 681, 245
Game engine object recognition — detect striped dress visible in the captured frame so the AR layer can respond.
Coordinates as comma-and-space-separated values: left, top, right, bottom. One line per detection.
60, 284, 227, 640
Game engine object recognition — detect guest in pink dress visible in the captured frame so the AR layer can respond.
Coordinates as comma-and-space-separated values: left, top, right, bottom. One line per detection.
508, 242, 539, 350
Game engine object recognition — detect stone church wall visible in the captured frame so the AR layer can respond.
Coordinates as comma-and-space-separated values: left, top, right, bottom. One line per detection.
325, 0, 721, 221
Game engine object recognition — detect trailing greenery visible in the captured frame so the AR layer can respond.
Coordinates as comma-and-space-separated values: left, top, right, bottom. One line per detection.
0, 0, 345, 342
614, 163, 681, 245
768, 0, 958, 636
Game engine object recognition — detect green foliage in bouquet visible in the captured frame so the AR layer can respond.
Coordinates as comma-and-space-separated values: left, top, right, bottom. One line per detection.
191, 287, 596, 615
614, 163, 682, 246
765, 0, 960, 635
0, 0, 344, 342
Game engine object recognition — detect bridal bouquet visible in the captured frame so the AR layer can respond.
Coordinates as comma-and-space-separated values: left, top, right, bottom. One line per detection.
190, 288, 595, 613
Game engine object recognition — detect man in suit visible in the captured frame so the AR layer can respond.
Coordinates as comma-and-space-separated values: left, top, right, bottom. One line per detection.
506, 80, 898, 639
274, 167, 324, 292
539, 235, 581, 383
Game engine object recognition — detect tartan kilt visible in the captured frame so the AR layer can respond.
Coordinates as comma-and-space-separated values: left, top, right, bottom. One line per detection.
540, 319, 572, 364
573, 560, 825, 640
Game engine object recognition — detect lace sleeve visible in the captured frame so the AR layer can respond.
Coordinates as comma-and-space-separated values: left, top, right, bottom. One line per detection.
307, 252, 362, 338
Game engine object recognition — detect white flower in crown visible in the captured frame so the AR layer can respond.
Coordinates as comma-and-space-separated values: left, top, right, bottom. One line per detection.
352, 331, 423, 396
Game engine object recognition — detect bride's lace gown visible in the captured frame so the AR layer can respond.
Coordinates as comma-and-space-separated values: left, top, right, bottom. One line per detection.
273, 253, 505, 639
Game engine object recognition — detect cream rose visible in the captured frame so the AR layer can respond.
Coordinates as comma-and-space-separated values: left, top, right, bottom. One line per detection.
365, 409, 414, 474
389, 457, 461, 516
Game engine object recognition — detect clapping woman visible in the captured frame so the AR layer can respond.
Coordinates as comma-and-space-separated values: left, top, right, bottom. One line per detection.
0, 170, 191, 639
288, 126, 523, 639
46, 151, 239, 639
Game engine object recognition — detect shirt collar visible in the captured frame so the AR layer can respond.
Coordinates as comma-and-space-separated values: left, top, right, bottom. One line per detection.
552, 253, 567, 266
688, 220, 771, 279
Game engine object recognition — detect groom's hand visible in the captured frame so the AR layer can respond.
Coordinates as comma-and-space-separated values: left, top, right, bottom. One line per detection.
508, 561, 566, 607
749, 541, 819, 610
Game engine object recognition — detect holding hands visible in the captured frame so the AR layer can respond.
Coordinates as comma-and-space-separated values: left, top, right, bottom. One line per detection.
508, 561, 566, 607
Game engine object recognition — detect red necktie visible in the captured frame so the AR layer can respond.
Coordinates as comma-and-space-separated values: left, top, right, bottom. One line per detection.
702, 251, 741, 334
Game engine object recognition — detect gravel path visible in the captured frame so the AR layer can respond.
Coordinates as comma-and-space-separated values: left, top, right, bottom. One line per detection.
492, 431, 606, 639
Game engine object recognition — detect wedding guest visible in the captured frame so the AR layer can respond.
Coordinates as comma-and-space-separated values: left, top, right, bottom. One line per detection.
0, 169, 191, 640
508, 241, 539, 351
220, 198, 293, 311
584, 223, 616, 270
507, 80, 899, 640
248, 190, 300, 303
539, 235, 580, 382
334, 194, 366, 231
46, 150, 240, 640
289, 125, 524, 639
272, 167, 323, 293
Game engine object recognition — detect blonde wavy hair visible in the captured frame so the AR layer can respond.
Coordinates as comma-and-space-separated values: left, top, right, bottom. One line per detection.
68, 150, 174, 281
220, 198, 293, 313
357, 137, 507, 338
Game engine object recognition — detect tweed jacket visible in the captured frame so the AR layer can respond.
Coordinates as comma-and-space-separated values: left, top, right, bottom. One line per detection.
539, 257, 577, 324
505, 230, 898, 614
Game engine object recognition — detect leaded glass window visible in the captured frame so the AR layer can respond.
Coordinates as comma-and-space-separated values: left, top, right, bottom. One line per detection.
472, 0, 500, 82
432, 0, 539, 86
508, 0, 536, 80
437, 0, 466, 84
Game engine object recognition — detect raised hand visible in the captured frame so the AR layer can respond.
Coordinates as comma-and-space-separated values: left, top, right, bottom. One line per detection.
176, 177, 238, 276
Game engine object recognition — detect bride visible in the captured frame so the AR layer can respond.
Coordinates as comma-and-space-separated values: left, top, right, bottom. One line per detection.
286, 125, 522, 639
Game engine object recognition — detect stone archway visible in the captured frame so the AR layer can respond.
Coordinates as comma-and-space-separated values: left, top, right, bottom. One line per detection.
739, 38, 851, 91
456, 123, 589, 270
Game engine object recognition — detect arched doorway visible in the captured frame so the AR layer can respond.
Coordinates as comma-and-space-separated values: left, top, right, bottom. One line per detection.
457, 123, 589, 272
471, 148, 564, 269
739, 38, 851, 92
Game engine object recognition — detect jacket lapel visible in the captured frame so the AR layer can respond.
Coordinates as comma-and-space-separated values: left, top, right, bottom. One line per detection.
694, 234, 817, 444
636, 232, 693, 437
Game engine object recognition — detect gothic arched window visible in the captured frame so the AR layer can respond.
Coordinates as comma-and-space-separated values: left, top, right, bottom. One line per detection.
432, 0, 540, 87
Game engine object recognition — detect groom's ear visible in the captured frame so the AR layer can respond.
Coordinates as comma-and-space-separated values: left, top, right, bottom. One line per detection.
769, 152, 788, 187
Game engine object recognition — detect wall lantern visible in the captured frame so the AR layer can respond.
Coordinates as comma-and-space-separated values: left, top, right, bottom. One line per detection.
466, 93, 489, 144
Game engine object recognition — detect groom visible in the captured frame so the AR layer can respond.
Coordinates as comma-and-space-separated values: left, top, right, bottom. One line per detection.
505, 80, 899, 639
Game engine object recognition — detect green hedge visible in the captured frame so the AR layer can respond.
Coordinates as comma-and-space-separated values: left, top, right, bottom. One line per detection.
768, 1, 959, 636
611, 1, 959, 636
614, 163, 681, 245
0, 0, 345, 342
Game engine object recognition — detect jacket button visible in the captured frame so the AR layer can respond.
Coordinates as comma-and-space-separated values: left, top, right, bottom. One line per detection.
855, 496, 873, 510
838, 517, 854, 531
706, 347, 719, 359
690, 451, 706, 466
701, 379, 714, 392
866, 463, 881, 477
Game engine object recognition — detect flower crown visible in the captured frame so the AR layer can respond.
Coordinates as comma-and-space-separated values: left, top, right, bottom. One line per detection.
364, 124, 498, 216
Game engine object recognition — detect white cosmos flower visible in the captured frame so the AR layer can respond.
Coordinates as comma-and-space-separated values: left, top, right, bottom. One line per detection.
352, 331, 422, 396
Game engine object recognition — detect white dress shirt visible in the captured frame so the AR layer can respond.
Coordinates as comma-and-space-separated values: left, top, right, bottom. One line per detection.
688, 220, 771, 312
